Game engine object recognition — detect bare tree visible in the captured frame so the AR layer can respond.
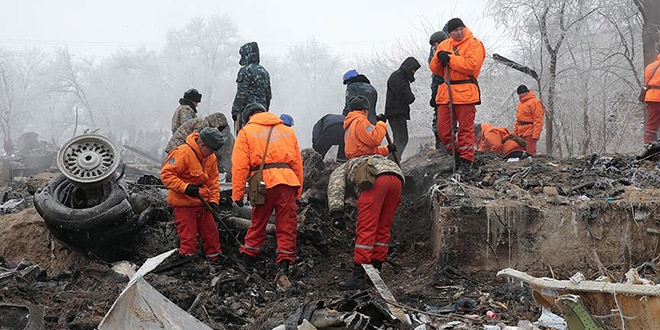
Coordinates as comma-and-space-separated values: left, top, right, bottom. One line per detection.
633, 0, 660, 66
0, 48, 47, 143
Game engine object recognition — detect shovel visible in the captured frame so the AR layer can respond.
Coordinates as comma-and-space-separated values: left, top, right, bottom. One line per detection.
385, 131, 417, 196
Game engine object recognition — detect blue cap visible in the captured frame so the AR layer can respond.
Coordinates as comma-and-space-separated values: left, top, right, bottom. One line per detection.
343, 69, 359, 84
280, 114, 294, 127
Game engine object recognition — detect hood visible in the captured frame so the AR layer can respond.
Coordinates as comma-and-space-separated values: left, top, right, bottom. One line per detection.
345, 74, 371, 85
244, 111, 282, 127
205, 113, 228, 128
451, 26, 475, 48
480, 122, 493, 133
399, 57, 421, 82
520, 90, 537, 103
178, 98, 197, 112
184, 132, 205, 159
239, 42, 260, 66
343, 111, 367, 130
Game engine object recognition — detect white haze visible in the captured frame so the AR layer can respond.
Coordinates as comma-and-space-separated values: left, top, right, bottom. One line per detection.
0, 0, 646, 159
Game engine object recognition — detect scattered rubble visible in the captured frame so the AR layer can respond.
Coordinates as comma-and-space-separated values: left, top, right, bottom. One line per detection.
3, 143, 660, 329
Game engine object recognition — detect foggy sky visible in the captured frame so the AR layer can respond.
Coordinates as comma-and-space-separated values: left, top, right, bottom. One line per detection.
0, 0, 504, 58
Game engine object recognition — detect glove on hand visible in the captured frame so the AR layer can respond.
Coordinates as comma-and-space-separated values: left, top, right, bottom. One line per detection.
388, 144, 397, 153
209, 202, 221, 213
330, 209, 345, 230
184, 184, 200, 197
234, 200, 244, 208
437, 51, 450, 66
376, 114, 387, 123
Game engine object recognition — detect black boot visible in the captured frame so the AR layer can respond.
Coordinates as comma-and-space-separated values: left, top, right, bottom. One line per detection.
457, 158, 473, 174
339, 263, 366, 290
371, 260, 383, 272
279, 260, 290, 276
240, 253, 258, 269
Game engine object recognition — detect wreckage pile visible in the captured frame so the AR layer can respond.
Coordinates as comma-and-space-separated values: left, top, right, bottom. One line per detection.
2, 147, 660, 329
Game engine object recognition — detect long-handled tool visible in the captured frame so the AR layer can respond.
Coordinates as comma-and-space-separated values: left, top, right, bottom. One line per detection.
385, 131, 401, 167
444, 65, 457, 174
198, 195, 242, 246
385, 131, 417, 195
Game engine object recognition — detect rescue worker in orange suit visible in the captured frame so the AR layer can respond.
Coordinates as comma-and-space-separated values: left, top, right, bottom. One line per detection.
513, 85, 545, 155
643, 53, 660, 143
161, 127, 225, 261
430, 18, 485, 173
475, 123, 525, 155
343, 95, 396, 159
231, 103, 304, 276
328, 154, 404, 289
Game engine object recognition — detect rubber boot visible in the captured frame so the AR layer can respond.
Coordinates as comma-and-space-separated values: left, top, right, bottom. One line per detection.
371, 260, 383, 272
339, 263, 366, 290
457, 158, 473, 175
279, 260, 290, 276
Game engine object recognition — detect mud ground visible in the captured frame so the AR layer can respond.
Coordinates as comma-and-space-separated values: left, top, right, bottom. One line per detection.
2, 149, 660, 329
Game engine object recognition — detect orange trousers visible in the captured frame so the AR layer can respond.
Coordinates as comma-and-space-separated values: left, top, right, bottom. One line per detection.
436, 104, 476, 161
240, 184, 298, 263
354, 175, 402, 264
173, 206, 221, 261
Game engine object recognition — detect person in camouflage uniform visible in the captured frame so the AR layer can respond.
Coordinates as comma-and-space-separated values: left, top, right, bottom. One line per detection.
165, 112, 234, 181
231, 42, 272, 133
429, 31, 449, 150
171, 89, 202, 134
327, 154, 404, 289
342, 69, 378, 124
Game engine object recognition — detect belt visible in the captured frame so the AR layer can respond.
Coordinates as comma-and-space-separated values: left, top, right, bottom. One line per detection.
518, 120, 533, 126
449, 79, 473, 84
250, 163, 290, 171
649, 86, 660, 89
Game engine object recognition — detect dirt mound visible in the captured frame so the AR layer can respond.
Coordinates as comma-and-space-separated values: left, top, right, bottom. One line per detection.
0, 208, 92, 275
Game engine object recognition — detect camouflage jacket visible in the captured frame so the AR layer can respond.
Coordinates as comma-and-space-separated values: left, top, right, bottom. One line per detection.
171, 102, 197, 134
165, 113, 228, 153
231, 42, 272, 118
327, 155, 404, 212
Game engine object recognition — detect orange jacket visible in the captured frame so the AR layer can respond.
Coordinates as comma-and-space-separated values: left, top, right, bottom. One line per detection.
644, 54, 660, 102
513, 90, 545, 139
232, 112, 303, 201
343, 111, 389, 159
430, 27, 485, 105
161, 132, 220, 207
477, 123, 509, 153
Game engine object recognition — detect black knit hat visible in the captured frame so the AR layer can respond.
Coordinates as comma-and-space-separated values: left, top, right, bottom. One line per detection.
446, 18, 465, 33
516, 85, 529, 95
241, 102, 267, 124
183, 88, 202, 103
347, 95, 370, 111
429, 31, 448, 45
199, 127, 224, 151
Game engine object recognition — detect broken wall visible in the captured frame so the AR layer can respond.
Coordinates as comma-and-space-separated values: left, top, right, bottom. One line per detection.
432, 189, 660, 274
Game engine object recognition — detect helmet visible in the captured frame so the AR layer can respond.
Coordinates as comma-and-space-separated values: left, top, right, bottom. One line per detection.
280, 114, 294, 127
342, 69, 359, 84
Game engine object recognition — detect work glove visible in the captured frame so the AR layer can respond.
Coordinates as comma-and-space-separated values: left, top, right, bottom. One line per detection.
209, 202, 221, 213
234, 200, 244, 208
376, 114, 387, 123
331, 209, 345, 230
388, 144, 397, 154
184, 184, 200, 197
437, 51, 450, 66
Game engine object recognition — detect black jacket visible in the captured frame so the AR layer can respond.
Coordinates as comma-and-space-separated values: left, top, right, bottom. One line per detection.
312, 114, 344, 145
342, 75, 378, 124
384, 57, 421, 120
